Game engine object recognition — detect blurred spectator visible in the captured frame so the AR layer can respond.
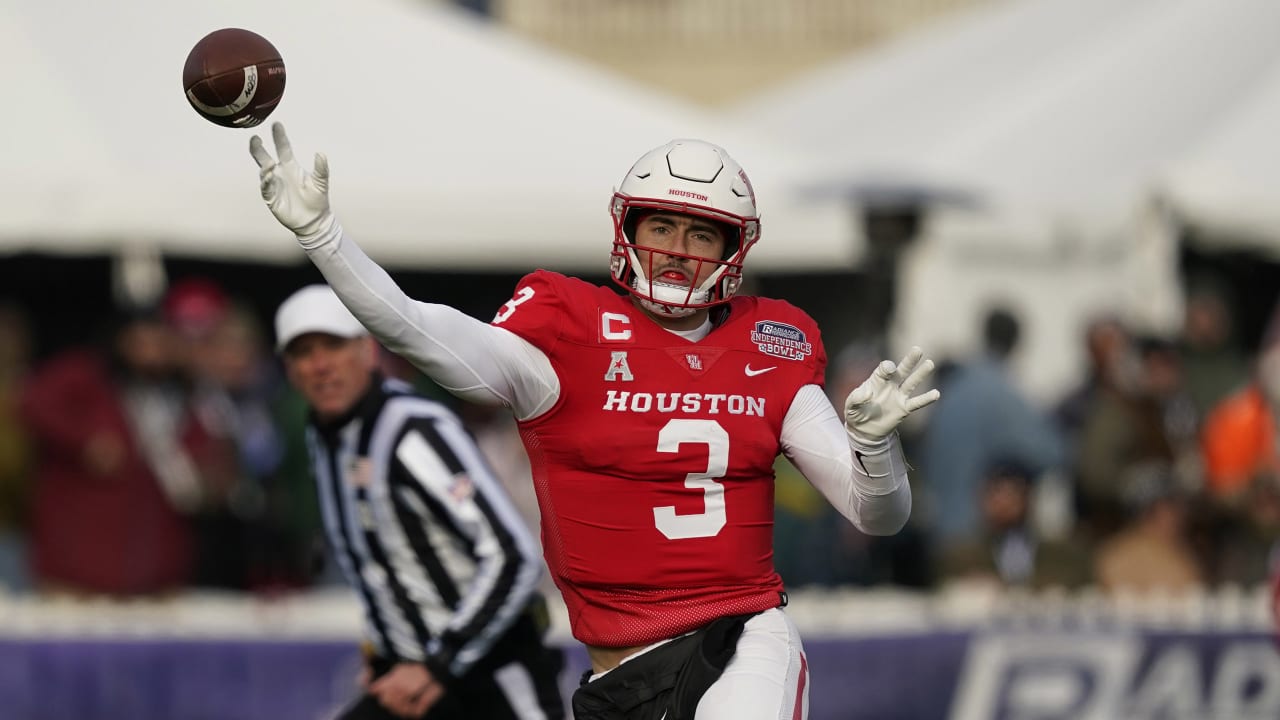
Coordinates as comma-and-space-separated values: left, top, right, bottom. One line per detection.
195, 313, 291, 589
940, 461, 1091, 590
1178, 279, 1249, 422
1054, 315, 1131, 449
164, 277, 231, 343
167, 279, 252, 589
1075, 335, 1192, 540
191, 305, 284, 493
0, 304, 32, 590
1140, 337, 1200, 481
1213, 474, 1280, 587
1200, 332, 1280, 504
18, 307, 224, 596
1095, 465, 1202, 595
167, 278, 311, 591
1196, 324, 1280, 585
920, 306, 1066, 548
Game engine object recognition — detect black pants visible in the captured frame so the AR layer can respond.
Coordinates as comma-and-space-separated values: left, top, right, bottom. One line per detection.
338, 613, 566, 720
571, 612, 755, 720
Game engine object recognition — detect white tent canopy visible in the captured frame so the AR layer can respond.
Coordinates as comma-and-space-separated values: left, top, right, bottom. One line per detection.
1162, 60, 1280, 257
731, 0, 1280, 238
723, 0, 1280, 402
0, 0, 856, 271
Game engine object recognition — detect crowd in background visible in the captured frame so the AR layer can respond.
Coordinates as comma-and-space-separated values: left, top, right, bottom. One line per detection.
0, 280, 316, 596
0, 274, 1277, 600
777, 277, 1280, 595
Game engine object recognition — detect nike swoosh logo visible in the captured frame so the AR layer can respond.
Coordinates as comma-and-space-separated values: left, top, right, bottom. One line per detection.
853, 449, 869, 474
744, 365, 776, 377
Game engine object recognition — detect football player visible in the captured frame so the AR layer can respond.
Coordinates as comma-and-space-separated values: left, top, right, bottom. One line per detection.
249, 123, 940, 720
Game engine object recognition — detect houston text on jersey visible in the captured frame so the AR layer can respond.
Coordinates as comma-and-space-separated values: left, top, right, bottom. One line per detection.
602, 390, 766, 416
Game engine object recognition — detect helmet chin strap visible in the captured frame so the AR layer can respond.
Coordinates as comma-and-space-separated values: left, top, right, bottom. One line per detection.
637, 297, 699, 319
631, 277, 704, 318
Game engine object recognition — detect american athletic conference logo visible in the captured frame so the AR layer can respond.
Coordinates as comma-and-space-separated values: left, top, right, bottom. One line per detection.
751, 321, 812, 361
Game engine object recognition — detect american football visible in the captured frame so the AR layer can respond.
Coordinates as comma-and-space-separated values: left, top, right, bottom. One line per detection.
182, 28, 285, 128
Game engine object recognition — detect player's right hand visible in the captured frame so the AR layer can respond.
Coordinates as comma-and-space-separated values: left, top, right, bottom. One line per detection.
249, 122, 332, 236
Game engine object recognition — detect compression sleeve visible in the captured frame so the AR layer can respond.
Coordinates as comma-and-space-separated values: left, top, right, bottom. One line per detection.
297, 219, 560, 420
779, 383, 911, 535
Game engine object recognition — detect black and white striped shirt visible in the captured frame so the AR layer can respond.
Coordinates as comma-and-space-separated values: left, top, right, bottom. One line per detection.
307, 375, 544, 683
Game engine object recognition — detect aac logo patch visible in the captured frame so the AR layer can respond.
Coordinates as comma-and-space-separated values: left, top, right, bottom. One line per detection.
751, 321, 812, 361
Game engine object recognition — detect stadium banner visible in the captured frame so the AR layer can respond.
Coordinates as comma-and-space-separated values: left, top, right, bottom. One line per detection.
2, 630, 1277, 719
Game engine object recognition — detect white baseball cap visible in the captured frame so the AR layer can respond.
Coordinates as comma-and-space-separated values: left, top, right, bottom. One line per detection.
274, 284, 368, 352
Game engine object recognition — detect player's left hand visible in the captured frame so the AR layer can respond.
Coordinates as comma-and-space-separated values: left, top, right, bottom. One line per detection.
370, 662, 444, 718
844, 346, 940, 444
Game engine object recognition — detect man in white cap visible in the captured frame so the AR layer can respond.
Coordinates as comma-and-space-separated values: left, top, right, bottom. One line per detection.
275, 285, 565, 720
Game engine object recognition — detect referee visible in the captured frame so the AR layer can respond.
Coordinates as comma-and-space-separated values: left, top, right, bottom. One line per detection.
275, 285, 565, 719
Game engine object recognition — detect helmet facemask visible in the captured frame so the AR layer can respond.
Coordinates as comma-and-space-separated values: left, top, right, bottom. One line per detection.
610, 200, 756, 317
608, 140, 761, 317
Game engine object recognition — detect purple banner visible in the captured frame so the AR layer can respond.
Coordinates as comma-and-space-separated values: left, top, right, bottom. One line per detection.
2, 631, 1277, 719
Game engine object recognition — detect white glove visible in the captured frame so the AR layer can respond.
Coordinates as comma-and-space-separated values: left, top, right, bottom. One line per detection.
844, 346, 940, 444
248, 122, 332, 236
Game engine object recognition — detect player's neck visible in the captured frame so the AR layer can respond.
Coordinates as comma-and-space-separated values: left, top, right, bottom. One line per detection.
636, 302, 710, 332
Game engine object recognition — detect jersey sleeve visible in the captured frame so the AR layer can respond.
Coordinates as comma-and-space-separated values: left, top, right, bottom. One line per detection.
781, 384, 912, 535
801, 311, 828, 388
490, 270, 568, 357
296, 223, 559, 419
753, 297, 827, 388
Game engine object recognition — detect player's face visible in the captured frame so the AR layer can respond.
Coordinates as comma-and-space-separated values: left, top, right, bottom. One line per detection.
282, 333, 377, 420
633, 213, 727, 290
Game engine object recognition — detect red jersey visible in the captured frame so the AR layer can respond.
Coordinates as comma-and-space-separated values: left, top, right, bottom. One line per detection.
492, 270, 826, 646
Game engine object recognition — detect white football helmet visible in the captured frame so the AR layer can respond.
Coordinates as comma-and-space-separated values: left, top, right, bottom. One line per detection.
609, 139, 761, 317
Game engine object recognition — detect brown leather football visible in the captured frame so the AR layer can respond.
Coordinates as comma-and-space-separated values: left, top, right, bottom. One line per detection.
183, 28, 286, 129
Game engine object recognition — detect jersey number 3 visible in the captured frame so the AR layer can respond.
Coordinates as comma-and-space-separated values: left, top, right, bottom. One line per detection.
653, 419, 728, 540
493, 287, 535, 324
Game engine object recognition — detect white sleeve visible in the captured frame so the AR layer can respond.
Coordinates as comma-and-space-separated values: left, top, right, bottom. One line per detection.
779, 383, 911, 535
296, 219, 559, 420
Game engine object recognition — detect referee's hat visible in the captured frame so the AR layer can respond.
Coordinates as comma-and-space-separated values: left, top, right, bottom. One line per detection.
274, 284, 368, 353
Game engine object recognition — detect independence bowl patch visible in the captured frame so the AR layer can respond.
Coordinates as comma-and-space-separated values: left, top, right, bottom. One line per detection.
751, 321, 813, 361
